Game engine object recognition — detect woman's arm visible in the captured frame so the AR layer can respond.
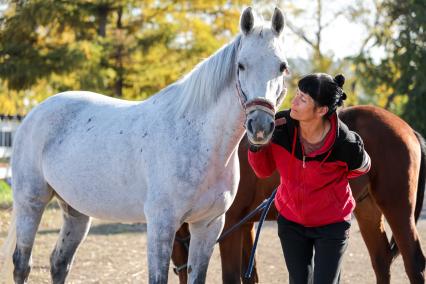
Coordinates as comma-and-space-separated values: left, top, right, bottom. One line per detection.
345, 132, 371, 179
347, 149, 371, 179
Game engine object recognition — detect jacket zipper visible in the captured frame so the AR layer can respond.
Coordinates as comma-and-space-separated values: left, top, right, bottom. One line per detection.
300, 142, 306, 223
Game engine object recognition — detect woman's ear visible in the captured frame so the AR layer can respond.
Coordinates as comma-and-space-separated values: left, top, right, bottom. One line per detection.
317, 106, 329, 117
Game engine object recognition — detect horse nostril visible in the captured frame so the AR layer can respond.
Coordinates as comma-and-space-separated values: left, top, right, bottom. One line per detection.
247, 119, 254, 133
269, 121, 275, 132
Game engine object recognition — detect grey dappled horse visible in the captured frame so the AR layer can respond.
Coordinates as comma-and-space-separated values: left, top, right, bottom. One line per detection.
0, 7, 289, 284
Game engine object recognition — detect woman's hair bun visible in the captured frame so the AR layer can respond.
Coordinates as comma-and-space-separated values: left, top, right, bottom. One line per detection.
334, 74, 345, 88
337, 91, 347, 107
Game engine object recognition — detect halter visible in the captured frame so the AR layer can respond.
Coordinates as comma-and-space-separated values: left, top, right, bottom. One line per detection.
235, 68, 276, 118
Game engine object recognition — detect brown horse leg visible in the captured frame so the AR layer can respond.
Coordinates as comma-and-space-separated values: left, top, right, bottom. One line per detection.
391, 220, 425, 284
171, 223, 190, 284
241, 223, 259, 284
353, 193, 392, 284
373, 193, 425, 284
219, 226, 244, 284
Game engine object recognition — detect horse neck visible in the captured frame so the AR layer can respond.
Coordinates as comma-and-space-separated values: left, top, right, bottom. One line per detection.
202, 83, 246, 166
169, 35, 242, 117
165, 35, 245, 164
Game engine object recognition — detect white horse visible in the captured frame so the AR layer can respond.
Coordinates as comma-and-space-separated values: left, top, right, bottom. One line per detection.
0, 7, 288, 284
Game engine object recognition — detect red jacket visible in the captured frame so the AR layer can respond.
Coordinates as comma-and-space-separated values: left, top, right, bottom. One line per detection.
248, 110, 370, 227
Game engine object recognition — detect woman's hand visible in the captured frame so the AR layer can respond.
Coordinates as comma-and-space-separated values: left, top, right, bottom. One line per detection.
249, 144, 264, 152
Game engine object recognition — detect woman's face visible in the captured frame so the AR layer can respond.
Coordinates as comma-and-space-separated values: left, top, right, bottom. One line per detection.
290, 89, 327, 122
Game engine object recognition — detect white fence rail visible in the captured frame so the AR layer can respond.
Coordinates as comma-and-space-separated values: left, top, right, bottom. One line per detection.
0, 115, 23, 179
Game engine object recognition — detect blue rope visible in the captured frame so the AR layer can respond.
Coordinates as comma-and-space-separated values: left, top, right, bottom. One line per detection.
217, 198, 269, 243
244, 188, 277, 279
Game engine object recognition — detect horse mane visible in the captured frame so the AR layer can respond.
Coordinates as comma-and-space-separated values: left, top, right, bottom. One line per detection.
165, 35, 242, 116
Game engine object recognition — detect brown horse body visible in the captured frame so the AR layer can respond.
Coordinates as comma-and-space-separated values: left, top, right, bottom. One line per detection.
172, 105, 426, 284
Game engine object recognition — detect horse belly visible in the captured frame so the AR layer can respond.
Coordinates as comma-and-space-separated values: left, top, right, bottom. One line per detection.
40, 116, 150, 221
44, 163, 148, 222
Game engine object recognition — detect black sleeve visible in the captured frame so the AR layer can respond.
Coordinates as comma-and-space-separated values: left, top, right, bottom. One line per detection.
274, 110, 290, 133
342, 131, 369, 171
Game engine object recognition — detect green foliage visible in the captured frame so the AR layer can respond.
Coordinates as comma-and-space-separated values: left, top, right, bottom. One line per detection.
257, 0, 365, 109
0, 179, 12, 208
0, 0, 250, 113
354, 0, 426, 134
391, 0, 426, 134
2, 0, 423, 130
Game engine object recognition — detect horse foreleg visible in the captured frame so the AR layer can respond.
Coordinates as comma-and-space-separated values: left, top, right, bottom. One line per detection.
354, 193, 392, 284
219, 224, 244, 284
146, 214, 177, 284
50, 200, 91, 284
188, 215, 225, 284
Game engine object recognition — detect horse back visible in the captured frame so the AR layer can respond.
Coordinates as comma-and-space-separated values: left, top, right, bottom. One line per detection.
339, 105, 421, 199
339, 105, 419, 155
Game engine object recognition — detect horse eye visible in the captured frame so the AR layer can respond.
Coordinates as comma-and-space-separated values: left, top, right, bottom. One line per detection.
238, 63, 245, 71
280, 62, 288, 73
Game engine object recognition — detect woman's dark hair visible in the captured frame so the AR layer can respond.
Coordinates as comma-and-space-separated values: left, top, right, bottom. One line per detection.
297, 73, 347, 117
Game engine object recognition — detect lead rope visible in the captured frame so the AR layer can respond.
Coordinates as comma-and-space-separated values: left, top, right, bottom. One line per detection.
244, 188, 277, 279
217, 197, 271, 243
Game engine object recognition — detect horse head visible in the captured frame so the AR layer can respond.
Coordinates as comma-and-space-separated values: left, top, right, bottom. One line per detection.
237, 7, 289, 146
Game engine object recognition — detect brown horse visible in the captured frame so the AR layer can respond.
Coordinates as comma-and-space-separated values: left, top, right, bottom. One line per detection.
171, 105, 426, 284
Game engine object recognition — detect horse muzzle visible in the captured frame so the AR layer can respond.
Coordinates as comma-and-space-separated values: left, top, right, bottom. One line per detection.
245, 98, 276, 146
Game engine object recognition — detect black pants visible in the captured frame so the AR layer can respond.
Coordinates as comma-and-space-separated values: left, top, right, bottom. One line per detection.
277, 214, 351, 284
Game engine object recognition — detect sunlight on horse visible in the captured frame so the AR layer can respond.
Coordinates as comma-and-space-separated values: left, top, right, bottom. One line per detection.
0, 7, 289, 284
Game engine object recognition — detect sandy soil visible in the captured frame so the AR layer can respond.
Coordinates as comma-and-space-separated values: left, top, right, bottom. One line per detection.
1, 206, 425, 284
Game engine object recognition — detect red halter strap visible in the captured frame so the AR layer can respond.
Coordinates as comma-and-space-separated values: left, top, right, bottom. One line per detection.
244, 98, 276, 116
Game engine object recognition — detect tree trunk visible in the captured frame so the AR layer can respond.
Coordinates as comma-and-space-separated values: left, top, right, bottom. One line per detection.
114, 6, 124, 98
97, 5, 109, 37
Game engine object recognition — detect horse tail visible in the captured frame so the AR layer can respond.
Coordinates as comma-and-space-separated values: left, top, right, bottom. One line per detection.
390, 130, 426, 259
413, 131, 426, 223
0, 206, 17, 284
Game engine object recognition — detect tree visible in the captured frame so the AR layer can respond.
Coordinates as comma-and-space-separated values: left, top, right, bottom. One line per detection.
354, 0, 426, 134
256, 0, 369, 108
0, 0, 250, 114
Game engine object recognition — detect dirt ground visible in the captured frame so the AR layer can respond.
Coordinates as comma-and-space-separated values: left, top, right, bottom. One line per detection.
1, 206, 425, 284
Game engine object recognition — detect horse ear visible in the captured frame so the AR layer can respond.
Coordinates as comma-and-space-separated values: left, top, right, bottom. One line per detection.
271, 7, 285, 36
240, 7, 254, 35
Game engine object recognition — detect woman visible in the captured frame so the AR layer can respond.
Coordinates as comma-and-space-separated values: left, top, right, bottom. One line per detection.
248, 73, 371, 284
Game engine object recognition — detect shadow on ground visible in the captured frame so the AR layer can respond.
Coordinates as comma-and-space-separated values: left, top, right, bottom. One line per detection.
37, 222, 147, 236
